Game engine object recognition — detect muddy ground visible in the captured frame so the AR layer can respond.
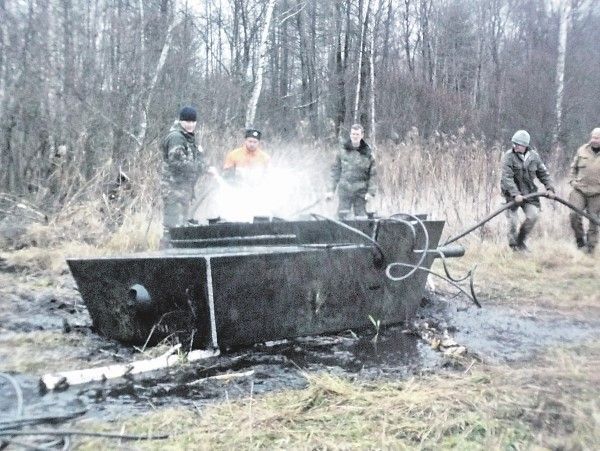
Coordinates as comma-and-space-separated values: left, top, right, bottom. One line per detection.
1, 255, 598, 431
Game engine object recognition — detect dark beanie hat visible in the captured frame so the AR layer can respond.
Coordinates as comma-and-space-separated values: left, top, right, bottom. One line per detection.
179, 106, 197, 122
245, 128, 261, 140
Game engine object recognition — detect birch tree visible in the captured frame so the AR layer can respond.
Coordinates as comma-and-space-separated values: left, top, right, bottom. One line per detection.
245, 0, 276, 128
369, 0, 380, 146
553, 0, 572, 147
134, 13, 182, 154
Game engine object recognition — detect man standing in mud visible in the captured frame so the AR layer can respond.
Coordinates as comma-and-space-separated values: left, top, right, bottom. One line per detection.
568, 127, 600, 254
161, 107, 210, 237
326, 124, 377, 219
501, 130, 555, 252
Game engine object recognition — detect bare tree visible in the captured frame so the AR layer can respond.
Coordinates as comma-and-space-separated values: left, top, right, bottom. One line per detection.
134, 13, 182, 154
246, 0, 276, 128
353, 0, 371, 122
553, 0, 572, 147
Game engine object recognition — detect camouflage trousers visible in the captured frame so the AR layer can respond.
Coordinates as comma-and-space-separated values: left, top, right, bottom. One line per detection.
162, 182, 194, 230
568, 189, 600, 252
337, 190, 367, 219
505, 203, 539, 247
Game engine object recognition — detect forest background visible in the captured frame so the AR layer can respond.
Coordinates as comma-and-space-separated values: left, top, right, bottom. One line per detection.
1, 0, 598, 244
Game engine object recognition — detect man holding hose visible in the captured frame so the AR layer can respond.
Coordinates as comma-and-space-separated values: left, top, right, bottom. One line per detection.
500, 130, 555, 252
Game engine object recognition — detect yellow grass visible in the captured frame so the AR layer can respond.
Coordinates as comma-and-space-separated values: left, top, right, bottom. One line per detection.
439, 240, 600, 313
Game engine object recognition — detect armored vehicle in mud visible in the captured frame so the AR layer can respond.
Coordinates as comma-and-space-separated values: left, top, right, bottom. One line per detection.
67, 215, 463, 350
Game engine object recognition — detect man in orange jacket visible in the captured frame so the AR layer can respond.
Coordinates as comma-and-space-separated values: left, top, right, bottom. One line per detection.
223, 128, 270, 185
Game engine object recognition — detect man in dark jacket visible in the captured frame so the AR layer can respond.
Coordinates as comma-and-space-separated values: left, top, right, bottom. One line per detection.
326, 124, 377, 218
501, 129, 555, 251
161, 106, 212, 232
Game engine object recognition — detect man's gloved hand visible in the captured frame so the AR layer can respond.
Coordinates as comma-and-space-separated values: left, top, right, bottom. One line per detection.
325, 192, 334, 201
206, 166, 218, 176
514, 194, 524, 204
546, 189, 555, 199
365, 193, 375, 201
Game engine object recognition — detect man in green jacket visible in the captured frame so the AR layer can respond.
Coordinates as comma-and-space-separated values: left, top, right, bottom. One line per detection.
161, 106, 211, 234
568, 127, 600, 254
500, 130, 555, 251
326, 124, 377, 218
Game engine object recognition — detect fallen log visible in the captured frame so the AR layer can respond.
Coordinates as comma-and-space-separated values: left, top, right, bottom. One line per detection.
40, 345, 220, 391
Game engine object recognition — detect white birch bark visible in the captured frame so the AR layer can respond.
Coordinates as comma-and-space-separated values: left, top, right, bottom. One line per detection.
134, 12, 182, 153
245, 0, 276, 128
553, 0, 572, 146
40, 344, 220, 391
369, 1, 377, 147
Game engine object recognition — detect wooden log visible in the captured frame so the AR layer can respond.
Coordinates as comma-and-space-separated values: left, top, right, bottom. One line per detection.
40, 345, 220, 391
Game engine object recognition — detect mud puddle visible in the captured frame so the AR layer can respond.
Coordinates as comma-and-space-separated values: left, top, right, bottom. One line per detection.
419, 295, 600, 363
1, 267, 599, 425
1, 325, 441, 421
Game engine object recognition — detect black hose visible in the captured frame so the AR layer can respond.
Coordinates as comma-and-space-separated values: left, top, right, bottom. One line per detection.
384, 214, 430, 282
443, 193, 599, 246
385, 262, 481, 308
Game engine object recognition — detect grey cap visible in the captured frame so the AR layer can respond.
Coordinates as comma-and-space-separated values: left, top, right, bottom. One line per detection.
511, 130, 530, 147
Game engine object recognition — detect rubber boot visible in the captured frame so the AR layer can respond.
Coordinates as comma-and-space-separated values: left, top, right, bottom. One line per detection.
515, 227, 530, 252
576, 237, 586, 249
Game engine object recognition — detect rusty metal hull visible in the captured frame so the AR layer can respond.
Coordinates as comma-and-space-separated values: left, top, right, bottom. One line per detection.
67, 218, 444, 349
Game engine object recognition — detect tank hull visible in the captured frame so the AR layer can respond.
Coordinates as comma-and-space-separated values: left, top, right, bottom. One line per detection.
68, 218, 445, 349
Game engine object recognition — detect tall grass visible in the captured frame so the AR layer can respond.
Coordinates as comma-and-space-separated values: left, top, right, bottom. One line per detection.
3, 132, 577, 257
374, 133, 571, 243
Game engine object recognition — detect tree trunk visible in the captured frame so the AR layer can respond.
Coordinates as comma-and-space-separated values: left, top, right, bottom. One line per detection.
553, 0, 572, 147
369, 1, 377, 147
402, 0, 415, 75
419, 0, 433, 84
353, 0, 370, 122
134, 14, 182, 154
245, 0, 276, 128
333, 1, 347, 137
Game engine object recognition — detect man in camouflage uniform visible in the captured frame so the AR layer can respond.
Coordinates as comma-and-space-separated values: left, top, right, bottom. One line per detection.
501, 129, 555, 251
326, 124, 377, 218
161, 106, 207, 234
568, 127, 600, 254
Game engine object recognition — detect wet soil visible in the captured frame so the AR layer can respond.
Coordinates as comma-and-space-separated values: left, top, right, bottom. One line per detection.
1, 261, 599, 425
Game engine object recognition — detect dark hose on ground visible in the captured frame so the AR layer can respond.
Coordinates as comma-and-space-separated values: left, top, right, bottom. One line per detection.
443, 193, 599, 246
